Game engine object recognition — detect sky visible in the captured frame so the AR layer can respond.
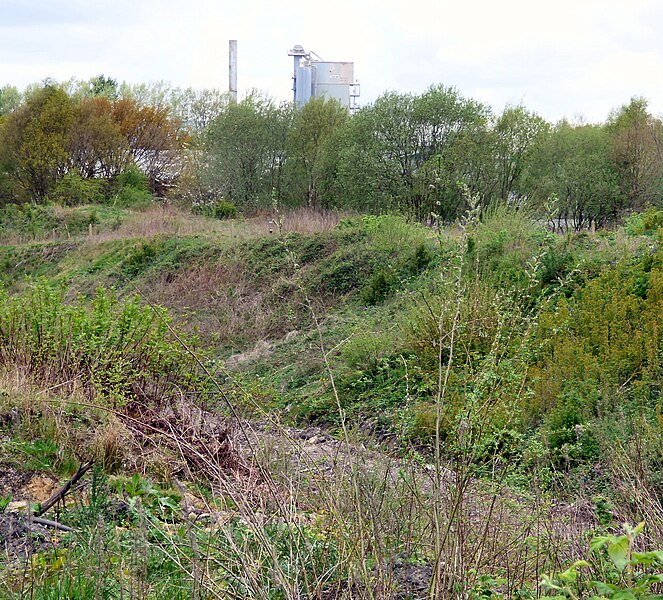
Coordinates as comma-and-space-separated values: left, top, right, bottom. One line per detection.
2, 0, 663, 123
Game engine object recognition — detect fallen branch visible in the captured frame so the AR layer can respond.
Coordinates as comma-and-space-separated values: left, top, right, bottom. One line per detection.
34, 460, 94, 517
30, 516, 74, 532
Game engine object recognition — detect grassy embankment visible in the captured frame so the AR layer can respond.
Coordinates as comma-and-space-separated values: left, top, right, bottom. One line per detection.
0, 201, 662, 598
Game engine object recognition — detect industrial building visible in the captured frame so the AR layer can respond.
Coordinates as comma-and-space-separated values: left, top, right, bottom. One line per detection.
288, 45, 360, 111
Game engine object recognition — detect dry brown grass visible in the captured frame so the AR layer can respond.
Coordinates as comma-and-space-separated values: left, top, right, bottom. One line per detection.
90, 203, 258, 241
278, 207, 344, 234
8, 204, 346, 252
145, 261, 286, 350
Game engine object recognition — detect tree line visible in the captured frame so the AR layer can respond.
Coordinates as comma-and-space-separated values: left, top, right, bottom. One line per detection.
1, 76, 662, 229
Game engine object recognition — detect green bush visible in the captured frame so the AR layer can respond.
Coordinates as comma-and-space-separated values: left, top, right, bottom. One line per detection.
470, 205, 549, 289
625, 208, 663, 236
111, 165, 153, 207
541, 522, 663, 599
122, 240, 157, 276
47, 170, 105, 206
192, 197, 238, 219
117, 164, 149, 191
361, 268, 397, 305
0, 281, 201, 407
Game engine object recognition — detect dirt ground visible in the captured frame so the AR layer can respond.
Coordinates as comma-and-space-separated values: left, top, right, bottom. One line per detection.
0, 464, 65, 557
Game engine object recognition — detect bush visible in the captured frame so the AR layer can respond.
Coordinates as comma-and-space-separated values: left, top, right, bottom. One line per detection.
625, 208, 663, 236
111, 165, 154, 207
0, 281, 200, 407
192, 198, 238, 219
541, 522, 663, 599
47, 170, 106, 206
360, 213, 428, 254
361, 268, 398, 305
117, 164, 149, 191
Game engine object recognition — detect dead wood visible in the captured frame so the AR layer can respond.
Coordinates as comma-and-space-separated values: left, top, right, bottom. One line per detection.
34, 460, 94, 517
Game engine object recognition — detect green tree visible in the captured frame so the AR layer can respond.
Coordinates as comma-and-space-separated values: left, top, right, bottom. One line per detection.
332, 85, 491, 221
523, 121, 622, 230
64, 75, 119, 100
608, 97, 663, 210
0, 85, 21, 117
202, 93, 293, 210
0, 85, 75, 202
492, 105, 549, 202
169, 87, 231, 132
286, 97, 349, 208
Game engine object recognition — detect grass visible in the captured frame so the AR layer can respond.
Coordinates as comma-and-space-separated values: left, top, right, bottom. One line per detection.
0, 203, 662, 597
0, 372, 599, 599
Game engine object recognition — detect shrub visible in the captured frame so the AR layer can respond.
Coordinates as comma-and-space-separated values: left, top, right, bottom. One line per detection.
117, 164, 149, 191
192, 197, 238, 219
0, 281, 200, 408
541, 522, 663, 599
111, 165, 154, 207
625, 208, 663, 236
47, 170, 106, 206
359, 213, 428, 254
361, 268, 397, 305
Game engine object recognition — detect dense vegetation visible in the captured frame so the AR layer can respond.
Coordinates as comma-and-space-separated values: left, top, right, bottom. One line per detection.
2, 78, 663, 227
0, 76, 662, 598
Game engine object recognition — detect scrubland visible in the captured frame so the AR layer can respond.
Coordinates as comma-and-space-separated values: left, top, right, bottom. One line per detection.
0, 201, 661, 598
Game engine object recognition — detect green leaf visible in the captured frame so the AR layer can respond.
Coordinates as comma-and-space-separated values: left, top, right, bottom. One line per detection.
610, 592, 637, 600
593, 580, 618, 594
631, 550, 663, 565
607, 535, 629, 572
591, 535, 611, 553
636, 574, 663, 587
540, 574, 562, 591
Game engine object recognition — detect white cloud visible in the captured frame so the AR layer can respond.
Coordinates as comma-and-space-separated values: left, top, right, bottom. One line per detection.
2, 0, 663, 122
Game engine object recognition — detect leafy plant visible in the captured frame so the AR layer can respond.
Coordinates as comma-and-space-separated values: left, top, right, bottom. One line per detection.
0, 281, 201, 408
541, 522, 663, 599
192, 197, 238, 219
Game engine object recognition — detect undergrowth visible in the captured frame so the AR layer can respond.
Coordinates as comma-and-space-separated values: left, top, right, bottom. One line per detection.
0, 205, 661, 598
0, 281, 201, 408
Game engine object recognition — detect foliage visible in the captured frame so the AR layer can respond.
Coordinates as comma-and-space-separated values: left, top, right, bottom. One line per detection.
529, 245, 663, 424
0, 203, 100, 241
331, 85, 493, 220
0, 281, 200, 407
0, 86, 75, 202
607, 97, 663, 211
541, 522, 663, 599
111, 164, 154, 206
492, 105, 549, 201
47, 169, 106, 206
286, 97, 349, 208
191, 197, 238, 219
625, 208, 663, 236
524, 121, 622, 230
0, 83, 186, 204
202, 92, 293, 210
0, 85, 21, 116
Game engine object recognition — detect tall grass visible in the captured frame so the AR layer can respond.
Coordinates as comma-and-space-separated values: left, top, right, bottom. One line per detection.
2, 209, 662, 599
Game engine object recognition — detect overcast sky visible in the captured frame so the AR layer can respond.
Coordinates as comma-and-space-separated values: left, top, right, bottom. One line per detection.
2, 0, 663, 123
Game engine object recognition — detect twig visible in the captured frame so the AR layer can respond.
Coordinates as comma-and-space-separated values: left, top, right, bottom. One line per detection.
30, 516, 74, 532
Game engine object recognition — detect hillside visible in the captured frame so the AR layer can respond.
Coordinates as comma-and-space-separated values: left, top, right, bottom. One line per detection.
1, 201, 662, 598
